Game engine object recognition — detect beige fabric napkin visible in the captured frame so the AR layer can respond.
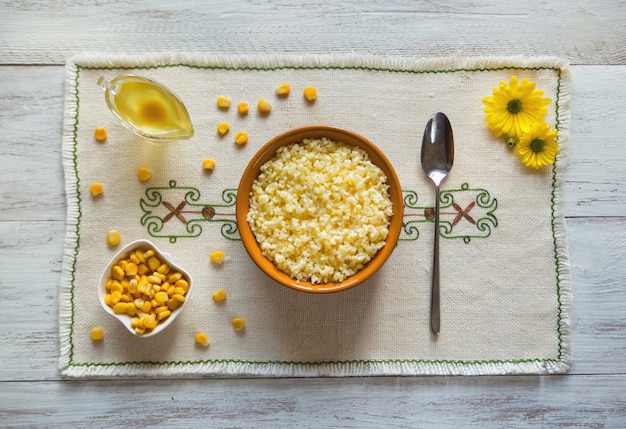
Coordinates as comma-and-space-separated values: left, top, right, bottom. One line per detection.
59, 54, 572, 377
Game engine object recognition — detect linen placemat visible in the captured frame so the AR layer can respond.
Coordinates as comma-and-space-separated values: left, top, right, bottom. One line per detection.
59, 54, 572, 377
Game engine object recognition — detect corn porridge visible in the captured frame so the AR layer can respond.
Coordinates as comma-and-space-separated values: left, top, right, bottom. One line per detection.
247, 137, 393, 284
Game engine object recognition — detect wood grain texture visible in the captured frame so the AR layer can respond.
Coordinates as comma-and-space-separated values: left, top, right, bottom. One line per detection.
1, 0, 625, 65
1, 0, 626, 426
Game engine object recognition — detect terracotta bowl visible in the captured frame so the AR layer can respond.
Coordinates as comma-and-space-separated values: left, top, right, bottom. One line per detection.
99, 239, 193, 337
236, 126, 403, 293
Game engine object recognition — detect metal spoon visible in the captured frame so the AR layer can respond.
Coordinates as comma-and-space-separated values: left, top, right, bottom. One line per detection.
421, 112, 454, 335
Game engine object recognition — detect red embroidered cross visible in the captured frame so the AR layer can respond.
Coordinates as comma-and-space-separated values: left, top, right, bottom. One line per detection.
451, 201, 476, 226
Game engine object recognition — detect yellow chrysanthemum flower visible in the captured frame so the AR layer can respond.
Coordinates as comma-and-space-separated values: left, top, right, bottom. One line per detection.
483, 76, 552, 139
516, 122, 559, 169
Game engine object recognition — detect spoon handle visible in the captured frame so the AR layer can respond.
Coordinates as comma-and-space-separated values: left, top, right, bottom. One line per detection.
431, 184, 441, 335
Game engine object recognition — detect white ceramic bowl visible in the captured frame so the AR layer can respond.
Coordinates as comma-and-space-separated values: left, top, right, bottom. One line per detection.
98, 239, 192, 337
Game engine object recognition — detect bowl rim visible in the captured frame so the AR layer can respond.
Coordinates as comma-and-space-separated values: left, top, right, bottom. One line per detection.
236, 125, 404, 293
98, 239, 193, 337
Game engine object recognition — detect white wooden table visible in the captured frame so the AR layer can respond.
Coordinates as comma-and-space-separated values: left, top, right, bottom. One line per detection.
1, 1, 625, 427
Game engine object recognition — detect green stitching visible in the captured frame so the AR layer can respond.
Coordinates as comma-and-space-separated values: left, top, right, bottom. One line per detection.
400, 183, 498, 243
140, 181, 240, 243
67, 62, 568, 369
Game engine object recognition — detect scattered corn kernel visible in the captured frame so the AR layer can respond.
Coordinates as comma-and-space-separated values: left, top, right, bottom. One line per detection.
203, 158, 215, 170
137, 166, 151, 182
210, 250, 225, 264
275, 83, 291, 96
106, 230, 121, 246
257, 99, 272, 113
212, 288, 227, 302
94, 127, 107, 142
103, 245, 190, 335
90, 327, 104, 341
217, 122, 230, 135
237, 101, 249, 115
217, 96, 231, 108
303, 86, 317, 102
90, 183, 104, 197
234, 131, 248, 145
232, 317, 245, 331
195, 332, 210, 346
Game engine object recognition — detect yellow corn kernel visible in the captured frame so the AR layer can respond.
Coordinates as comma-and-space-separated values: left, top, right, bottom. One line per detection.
154, 305, 169, 314
143, 249, 155, 259
104, 294, 113, 306
134, 327, 146, 336
147, 275, 162, 285
109, 281, 123, 294
212, 288, 226, 302
90, 183, 104, 197
202, 158, 215, 170
120, 293, 132, 303
139, 300, 152, 313
217, 96, 231, 108
130, 317, 141, 328
125, 302, 137, 317
154, 291, 169, 305
168, 272, 183, 283
124, 263, 138, 277
111, 265, 125, 281
217, 122, 230, 136
195, 332, 210, 346
275, 83, 290, 96
174, 279, 189, 292
232, 317, 245, 331
113, 302, 129, 314
94, 127, 107, 142
137, 166, 151, 182
171, 294, 186, 303
147, 256, 161, 271
143, 314, 158, 329
173, 286, 185, 296
166, 285, 175, 296
129, 252, 140, 265
90, 327, 104, 341
237, 101, 249, 115
137, 263, 149, 275
157, 309, 171, 321
303, 86, 317, 102
106, 230, 121, 246
157, 263, 170, 275
210, 250, 225, 264
234, 131, 248, 145
167, 299, 181, 311
134, 249, 146, 263
257, 99, 272, 113
153, 272, 166, 282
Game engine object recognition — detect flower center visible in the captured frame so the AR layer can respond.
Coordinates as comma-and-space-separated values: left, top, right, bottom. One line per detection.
531, 138, 546, 153
507, 99, 522, 114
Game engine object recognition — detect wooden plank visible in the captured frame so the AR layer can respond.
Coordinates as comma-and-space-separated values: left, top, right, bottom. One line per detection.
1, 0, 625, 65
0, 376, 624, 427
0, 217, 624, 380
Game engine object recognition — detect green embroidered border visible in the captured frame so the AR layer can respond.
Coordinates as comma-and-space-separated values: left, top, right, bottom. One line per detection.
66, 61, 567, 371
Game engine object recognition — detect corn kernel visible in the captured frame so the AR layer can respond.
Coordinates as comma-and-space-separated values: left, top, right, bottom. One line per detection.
202, 158, 215, 170
90, 183, 104, 197
106, 230, 121, 246
172, 294, 186, 303
113, 302, 128, 314
134, 249, 146, 263
168, 272, 183, 283
212, 288, 226, 302
129, 252, 140, 265
125, 302, 137, 317
157, 310, 171, 321
237, 101, 249, 115
167, 299, 181, 311
143, 314, 158, 329
137, 263, 149, 275
143, 249, 155, 259
137, 166, 151, 182
195, 332, 210, 346
94, 127, 107, 142
140, 300, 152, 313
111, 265, 125, 281
217, 122, 230, 135
90, 327, 104, 341
257, 99, 272, 113
234, 131, 248, 145
174, 279, 189, 292
173, 286, 185, 296
131, 317, 141, 328
147, 256, 161, 271
155, 291, 169, 304
134, 327, 146, 335
124, 263, 138, 277
109, 281, 123, 294
210, 250, 225, 264
303, 86, 317, 101
217, 96, 231, 108
232, 317, 245, 331
275, 83, 291, 96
